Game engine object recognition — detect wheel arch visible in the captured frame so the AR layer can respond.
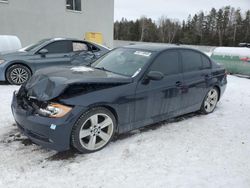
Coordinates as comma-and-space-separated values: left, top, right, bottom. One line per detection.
98, 105, 119, 130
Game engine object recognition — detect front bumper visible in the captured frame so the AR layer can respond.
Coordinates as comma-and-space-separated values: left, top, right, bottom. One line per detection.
11, 92, 86, 151
0, 64, 6, 81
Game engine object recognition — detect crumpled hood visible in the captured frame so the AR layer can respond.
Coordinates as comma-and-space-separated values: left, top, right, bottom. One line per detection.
25, 66, 132, 101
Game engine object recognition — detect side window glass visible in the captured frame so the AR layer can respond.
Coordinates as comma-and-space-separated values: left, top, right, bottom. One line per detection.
181, 50, 202, 72
73, 42, 89, 52
150, 51, 180, 75
202, 55, 211, 69
42, 41, 73, 54
89, 44, 100, 52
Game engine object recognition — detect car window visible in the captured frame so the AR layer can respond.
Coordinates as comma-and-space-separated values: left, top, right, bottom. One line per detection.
202, 55, 211, 69
149, 50, 180, 75
22, 39, 50, 52
42, 41, 73, 54
73, 42, 89, 52
88, 43, 100, 52
181, 50, 202, 72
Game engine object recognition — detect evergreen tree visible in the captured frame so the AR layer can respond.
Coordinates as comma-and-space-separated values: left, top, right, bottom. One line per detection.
113, 7, 250, 46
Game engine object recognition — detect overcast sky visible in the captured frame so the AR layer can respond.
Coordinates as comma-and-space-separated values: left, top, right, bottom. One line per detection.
115, 0, 250, 22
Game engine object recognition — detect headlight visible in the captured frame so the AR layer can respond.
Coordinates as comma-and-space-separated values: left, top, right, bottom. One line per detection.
0, 59, 5, 64
39, 103, 72, 118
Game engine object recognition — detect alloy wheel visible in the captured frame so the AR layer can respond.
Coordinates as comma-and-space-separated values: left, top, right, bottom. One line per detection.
10, 67, 29, 84
204, 88, 218, 113
79, 113, 114, 151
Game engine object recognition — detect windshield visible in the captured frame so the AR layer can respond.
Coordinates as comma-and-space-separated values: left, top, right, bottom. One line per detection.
91, 48, 154, 77
20, 39, 50, 52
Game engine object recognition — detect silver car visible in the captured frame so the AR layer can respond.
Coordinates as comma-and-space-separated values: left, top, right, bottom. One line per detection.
0, 38, 110, 85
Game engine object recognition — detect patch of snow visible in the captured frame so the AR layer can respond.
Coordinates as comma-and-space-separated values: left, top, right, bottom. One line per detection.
70, 66, 94, 73
204, 52, 212, 57
0, 76, 250, 188
132, 68, 142, 77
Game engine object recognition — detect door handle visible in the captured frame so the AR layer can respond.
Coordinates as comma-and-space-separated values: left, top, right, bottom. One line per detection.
202, 74, 211, 79
175, 81, 182, 87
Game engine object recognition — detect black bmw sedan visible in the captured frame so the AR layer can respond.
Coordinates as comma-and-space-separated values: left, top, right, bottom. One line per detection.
11, 44, 227, 153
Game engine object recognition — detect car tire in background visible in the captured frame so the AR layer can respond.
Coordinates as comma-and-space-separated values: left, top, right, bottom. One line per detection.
200, 87, 219, 114
6, 64, 32, 85
71, 107, 116, 153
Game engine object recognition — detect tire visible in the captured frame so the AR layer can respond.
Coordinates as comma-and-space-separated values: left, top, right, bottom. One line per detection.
6, 64, 31, 85
200, 87, 219, 114
71, 107, 116, 153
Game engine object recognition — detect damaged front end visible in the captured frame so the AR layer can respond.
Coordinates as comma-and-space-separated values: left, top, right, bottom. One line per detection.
11, 66, 133, 151
16, 82, 123, 118
23, 66, 133, 101
16, 86, 73, 118
11, 86, 84, 151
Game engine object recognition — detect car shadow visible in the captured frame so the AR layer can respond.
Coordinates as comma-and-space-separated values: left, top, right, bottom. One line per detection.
114, 112, 198, 141
47, 112, 199, 161
46, 150, 78, 161
0, 81, 8, 85
4, 112, 199, 161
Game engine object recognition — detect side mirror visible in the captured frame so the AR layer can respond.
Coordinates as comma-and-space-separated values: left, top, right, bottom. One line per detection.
146, 71, 164, 81
39, 49, 48, 56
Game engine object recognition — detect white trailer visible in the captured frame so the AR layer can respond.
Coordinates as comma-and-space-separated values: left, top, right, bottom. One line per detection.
0, 35, 22, 53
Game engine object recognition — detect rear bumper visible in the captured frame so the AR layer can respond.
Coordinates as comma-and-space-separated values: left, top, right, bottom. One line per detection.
11, 92, 86, 151
219, 75, 227, 99
220, 84, 226, 98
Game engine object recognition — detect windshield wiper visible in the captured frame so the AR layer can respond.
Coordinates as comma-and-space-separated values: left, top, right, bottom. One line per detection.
92, 66, 130, 77
93, 67, 110, 72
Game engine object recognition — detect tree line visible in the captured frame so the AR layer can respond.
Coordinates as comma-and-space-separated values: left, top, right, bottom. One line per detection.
114, 6, 250, 46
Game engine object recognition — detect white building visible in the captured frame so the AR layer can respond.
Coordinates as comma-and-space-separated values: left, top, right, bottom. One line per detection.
0, 0, 114, 47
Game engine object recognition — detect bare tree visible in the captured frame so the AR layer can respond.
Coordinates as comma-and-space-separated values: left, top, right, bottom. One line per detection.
158, 16, 180, 43
140, 16, 147, 41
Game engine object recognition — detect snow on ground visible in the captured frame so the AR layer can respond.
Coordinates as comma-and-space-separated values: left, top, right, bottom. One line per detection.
0, 76, 250, 188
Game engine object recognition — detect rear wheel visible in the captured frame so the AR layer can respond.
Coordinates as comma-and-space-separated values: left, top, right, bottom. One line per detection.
71, 107, 116, 153
6, 64, 31, 85
201, 88, 219, 114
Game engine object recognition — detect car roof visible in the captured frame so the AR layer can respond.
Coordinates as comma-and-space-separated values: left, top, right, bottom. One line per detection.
123, 44, 179, 52
48, 38, 82, 42
123, 44, 206, 54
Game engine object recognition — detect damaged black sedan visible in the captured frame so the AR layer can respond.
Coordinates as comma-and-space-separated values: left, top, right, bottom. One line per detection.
11, 45, 227, 153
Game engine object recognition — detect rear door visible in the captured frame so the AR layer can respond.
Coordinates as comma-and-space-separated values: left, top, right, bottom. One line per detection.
31, 40, 73, 70
134, 50, 183, 127
180, 49, 212, 112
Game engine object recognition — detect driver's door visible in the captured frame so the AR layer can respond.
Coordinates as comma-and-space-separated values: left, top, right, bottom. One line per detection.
30, 40, 73, 70
134, 50, 183, 128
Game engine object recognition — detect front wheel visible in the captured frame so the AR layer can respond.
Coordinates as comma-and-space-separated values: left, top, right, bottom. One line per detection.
6, 64, 31, 85
71, 107, 116, 153
201, 88, 219, 114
